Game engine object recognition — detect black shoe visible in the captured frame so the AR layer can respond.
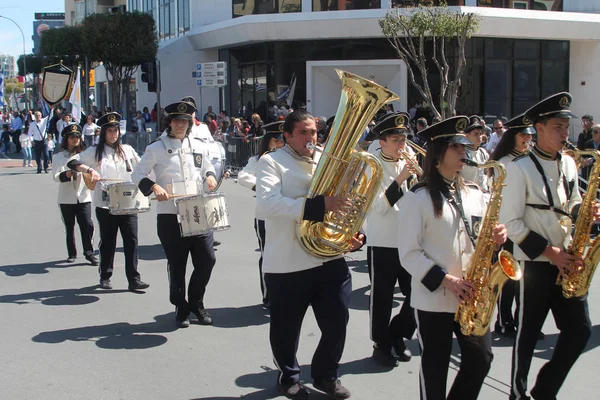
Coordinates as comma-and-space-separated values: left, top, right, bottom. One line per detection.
372, 346, 399, 367
128, 279, 150, 291
36, 171, 41, 174
495, 323, 517, 338
66, 256, 76, 263
192, 307, 213, 325
175, 308, 190, 328
313, 379, 351, 400
392, 338, 412, 362
44, 170, 48, 174
213, 240, 221, 246
99, 279, 112, 290
85, 254, 99, 266
276, 381, 309, 400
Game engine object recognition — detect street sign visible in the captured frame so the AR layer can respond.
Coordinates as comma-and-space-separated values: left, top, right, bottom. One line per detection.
194, 62, 227, 87
196, 77, 226, 87
196, 62, 227, 71
198, 70, 227, 79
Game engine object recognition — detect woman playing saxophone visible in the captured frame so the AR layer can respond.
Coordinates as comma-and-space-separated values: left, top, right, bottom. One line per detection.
397, 116, 507, 400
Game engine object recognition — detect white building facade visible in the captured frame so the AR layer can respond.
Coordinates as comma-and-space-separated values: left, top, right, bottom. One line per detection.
126, 1, 600, 137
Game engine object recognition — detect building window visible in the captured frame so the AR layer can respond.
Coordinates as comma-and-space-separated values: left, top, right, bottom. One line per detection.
314, 0, 381, 11
178, 0, 190, 33
159, 0, 176, 39
391, 0, 463, 6
233, 0, 302, 18
128, 0, 140, 11
478, 0, 562, 10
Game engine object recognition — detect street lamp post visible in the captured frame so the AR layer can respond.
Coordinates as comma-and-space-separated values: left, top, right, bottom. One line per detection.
0, 15, 27, 109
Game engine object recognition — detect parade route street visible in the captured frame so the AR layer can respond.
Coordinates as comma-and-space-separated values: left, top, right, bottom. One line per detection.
2, 162, 600, 400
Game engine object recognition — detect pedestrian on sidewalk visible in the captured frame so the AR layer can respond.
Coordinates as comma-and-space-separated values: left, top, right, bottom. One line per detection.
19, 128, 33, 167
52, 124, 97, 265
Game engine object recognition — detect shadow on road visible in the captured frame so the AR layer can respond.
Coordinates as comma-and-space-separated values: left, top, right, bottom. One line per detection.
117, 244, 165, 261
349, 284, 402, 311
189, 365, 331, 400
210, 304, 270, 328
32, 313, 176, 350
0, 285, 129, 306
0, 259, 88, 277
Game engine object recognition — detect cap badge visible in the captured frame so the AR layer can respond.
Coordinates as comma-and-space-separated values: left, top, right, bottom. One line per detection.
107, 115, 116, 123
456, 119, 467, 132
395, 115, 406, 128
177, 103, 188, 113
278, 124, 284, 133
559, 96, 569, 108
523, 115, 532, 125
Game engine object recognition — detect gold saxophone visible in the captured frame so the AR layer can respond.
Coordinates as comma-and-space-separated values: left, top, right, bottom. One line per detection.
297, 70, 399, 258
557, 143, 600, 298
455, 159, 522, 336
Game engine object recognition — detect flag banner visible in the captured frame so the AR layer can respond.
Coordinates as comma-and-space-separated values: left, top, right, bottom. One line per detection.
69, 66, 82, 123
0, 70, 4, 108
41, 63, 74, 107
277, 73, 296, 105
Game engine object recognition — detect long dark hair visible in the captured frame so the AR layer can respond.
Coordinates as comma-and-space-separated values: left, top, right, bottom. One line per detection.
423, 141, 465, 218
60, 135, 85, 155
257, 134, 279, 159
95, 125, 125, 162
487, 129, 518, 176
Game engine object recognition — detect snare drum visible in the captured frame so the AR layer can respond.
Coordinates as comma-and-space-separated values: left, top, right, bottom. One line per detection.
175, 193, 230, 237
106, 182, 151, 215
204, 142, 227, 192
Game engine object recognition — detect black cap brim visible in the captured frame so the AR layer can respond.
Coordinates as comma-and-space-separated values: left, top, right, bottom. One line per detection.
63, 132, 82, 138
379, 129, 409, 137
436, 134, 475, 149
170, 114, 193, 121
554, 111, 577, 119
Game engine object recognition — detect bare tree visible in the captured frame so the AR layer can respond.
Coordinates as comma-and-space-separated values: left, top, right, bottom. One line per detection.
379, 3, 481, 120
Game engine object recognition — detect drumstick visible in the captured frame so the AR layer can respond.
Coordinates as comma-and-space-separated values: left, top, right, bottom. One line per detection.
151, 194, 190, 201
100, 178, 124, 181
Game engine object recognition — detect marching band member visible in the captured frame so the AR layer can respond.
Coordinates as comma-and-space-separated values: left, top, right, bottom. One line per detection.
500, 93, 597, 400
181, 96, 214, 143
256, 110, 364, 400
67, 112, 148, 291
488, 114, 534, 338
131, 101, 217, 328
397, 116, 507, 400
460, 115, 489, 191
52, 124, 97, 266
366, 112, 416, 367
237, 121, 284, 306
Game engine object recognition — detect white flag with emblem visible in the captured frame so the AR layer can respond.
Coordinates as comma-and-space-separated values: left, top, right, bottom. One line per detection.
69, 66, 82, 122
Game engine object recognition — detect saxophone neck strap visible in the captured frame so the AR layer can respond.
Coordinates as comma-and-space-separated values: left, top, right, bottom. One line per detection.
528, 152, 570, 214
443, 186, 477, 247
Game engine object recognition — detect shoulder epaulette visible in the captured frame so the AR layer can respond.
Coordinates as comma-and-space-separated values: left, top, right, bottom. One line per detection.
513, 153, 528, 162
410, 181, 427, 193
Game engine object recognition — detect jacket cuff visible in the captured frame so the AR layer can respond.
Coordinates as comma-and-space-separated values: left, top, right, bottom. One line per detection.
385, 180, 403, 206
59, 171, 71, 182
66, 159, 82, 171
206, 171, 216, 179
517, 230, 548, 260
302, 195, 325, 222
138, 177, 156, 197
421, 265, 447, 292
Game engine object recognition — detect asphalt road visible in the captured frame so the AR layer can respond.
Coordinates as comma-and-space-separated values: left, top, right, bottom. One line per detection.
1, 161, 599, 400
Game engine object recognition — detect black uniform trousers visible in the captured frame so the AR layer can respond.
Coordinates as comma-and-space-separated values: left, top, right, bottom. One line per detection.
254, 218, 267, 303
265, 258, 352, 386
11, 129, 21, 153
59, 202, 94, 258
157, 214, 216, 316
369, 246, 416, 350
95, 207, 140, 282
510, 261, 591, 400
33, 140, 49, 172
416, 310, 493, 400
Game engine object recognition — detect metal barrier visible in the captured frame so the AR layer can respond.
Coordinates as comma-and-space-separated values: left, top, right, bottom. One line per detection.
122, 131, 156, 155
222, 135, 261, 171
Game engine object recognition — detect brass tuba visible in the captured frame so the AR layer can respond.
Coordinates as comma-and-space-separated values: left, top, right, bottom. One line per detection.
297, 70, 399, 258
455, 159, 522, 336
557, 145, 600, 298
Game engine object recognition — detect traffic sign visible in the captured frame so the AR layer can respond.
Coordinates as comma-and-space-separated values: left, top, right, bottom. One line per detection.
196, 62, 227, 71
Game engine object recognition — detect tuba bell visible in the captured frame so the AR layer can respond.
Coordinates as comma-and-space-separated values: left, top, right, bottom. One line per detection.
297, 70, 399, 258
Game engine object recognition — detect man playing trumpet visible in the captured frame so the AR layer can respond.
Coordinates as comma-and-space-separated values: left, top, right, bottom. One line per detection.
366, 111, 419, 367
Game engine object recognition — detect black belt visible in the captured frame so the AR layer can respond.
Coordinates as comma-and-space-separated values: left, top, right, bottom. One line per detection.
525, 203, 571, 218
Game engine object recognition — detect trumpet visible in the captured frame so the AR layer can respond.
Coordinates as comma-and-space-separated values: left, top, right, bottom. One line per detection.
399, 149, 423, 176
407, 139, 427, 157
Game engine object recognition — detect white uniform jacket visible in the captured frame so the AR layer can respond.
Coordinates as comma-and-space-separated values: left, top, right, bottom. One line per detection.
238, 155, 259, 190
397, 182, 488, 313
499, 146, 581, 263
190, 122, 214, 143
366, 149, 409, 248
131, 132, 216, 215
255, 145, 343, 274
53, 150, 92, 204
460, 147, 489, 191
487, 150, 523, 188
68, 144, 139, 209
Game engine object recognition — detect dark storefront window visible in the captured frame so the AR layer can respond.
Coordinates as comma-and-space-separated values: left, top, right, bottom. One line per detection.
221, 38, 569, 123
392, 0, 464, 6
233, 0, 302, 18
313, 0, 381, 11
478, 0, 562, 11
